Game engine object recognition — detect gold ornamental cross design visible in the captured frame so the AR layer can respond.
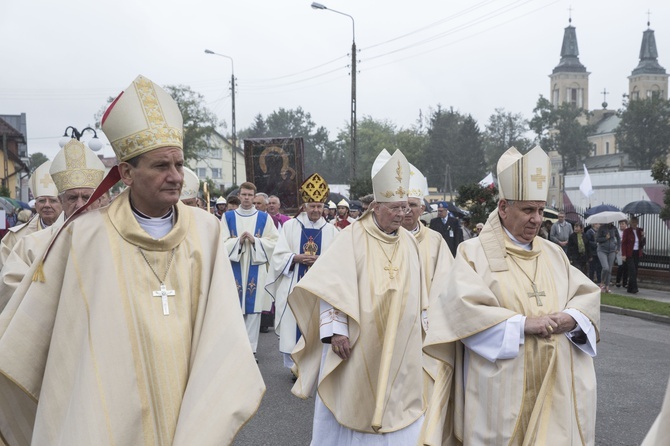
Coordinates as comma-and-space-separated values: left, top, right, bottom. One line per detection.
530, 168, 546, 189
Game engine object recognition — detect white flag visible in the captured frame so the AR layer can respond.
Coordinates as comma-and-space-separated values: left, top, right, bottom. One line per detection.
478, 172, 494, 187
579, 164, 594, 198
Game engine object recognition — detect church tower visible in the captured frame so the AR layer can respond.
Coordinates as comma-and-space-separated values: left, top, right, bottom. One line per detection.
628, 21, 668, 100
549, 18, 589, 109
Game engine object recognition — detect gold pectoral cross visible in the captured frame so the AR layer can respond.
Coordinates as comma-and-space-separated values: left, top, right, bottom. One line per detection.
527, 283, 546, 306
152, 283, 175, 316
384, 263, 399, 279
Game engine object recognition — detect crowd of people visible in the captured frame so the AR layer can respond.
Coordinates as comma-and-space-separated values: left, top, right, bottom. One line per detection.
0, 75, 664, 446
535, 210, 646, 294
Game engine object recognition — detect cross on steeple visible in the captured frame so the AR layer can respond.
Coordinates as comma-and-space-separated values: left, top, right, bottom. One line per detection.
568, 5, 573, 23
647, 9, 651, 27
601, 88, 609, 103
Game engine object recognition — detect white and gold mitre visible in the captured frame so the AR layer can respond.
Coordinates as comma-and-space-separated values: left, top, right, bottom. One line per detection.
497, 146, 550, 201
408, 162, 429, 199
180, 167, 199, 200
101, 75, 183, 162
30, 161, 58, 198
371, 149, 410, 203
49, 139, 105, 193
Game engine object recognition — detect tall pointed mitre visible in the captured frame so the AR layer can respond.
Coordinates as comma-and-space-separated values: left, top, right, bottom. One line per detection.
49, 139, 106, 193
180, 167, 200, 200
407, 163, 429, 199
497, 145, 550, 201
30, 161, 59, 198
371, 149, 410, 203
299, 172, 329, 203
101, 75, 183, 161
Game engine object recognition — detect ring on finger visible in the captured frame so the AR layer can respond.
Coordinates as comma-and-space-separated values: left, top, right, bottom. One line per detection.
547, 325, 554, 332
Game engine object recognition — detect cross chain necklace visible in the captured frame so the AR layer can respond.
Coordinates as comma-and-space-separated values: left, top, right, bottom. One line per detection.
509, 255, 545, 306
139, 247, 177, 316
376, 239, 400, 279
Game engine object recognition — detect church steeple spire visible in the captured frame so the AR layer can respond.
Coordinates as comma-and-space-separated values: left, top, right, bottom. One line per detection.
628, 16, 668, 100
631, 23, 666, 75
552, 19, 587, 74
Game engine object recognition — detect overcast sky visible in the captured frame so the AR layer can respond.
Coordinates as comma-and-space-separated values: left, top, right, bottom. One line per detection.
1, 0, 667, 161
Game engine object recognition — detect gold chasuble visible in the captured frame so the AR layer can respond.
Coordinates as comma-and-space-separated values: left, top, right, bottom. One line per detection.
0, 189, 264, 446
424, 209, 600, 446
289, 213, 426, 434
0, 215, 46, 269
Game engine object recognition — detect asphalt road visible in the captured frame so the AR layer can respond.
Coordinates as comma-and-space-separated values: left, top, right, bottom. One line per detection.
233, 312, 670, 445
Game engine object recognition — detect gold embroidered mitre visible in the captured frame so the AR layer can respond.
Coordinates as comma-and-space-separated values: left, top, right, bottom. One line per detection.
49, 139, 105, 193
371, 149, 410, 203
30, 161, 59, 198
180, 167, 200, 200
497, 145, 550, 201
407, 162, 429, 199
101, 75, 183, 161
299, 173, 330, 203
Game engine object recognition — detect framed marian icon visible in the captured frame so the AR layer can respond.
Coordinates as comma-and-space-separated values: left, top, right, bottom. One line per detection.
243, 137, 304, 212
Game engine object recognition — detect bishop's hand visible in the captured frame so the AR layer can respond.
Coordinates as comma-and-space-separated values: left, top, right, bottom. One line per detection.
524, 316, 558, 339
331, 334, 351, 360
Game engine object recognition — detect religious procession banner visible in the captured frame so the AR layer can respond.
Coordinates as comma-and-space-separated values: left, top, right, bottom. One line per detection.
243, 137, 304, 212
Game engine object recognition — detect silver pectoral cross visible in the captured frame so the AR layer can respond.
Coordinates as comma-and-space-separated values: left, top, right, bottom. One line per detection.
527, 283, 546, 306
152, 283, 175, 316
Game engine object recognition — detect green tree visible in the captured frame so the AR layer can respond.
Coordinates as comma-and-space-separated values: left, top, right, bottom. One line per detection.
455, 182, 499, 224
651, 158, 670, 220
163, 85, 222, 163
529, 96, 591, 176
616, 96, 670, 169
484, 108, 532, 173
452, 115, 486, 190
425, 106, 462, 193
28, 152, 50, 173
349, 177, 373, 200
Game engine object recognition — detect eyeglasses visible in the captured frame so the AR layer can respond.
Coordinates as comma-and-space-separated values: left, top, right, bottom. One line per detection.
380, 203, 412, 215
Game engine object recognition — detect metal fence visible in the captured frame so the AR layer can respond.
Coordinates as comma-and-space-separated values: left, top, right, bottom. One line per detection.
563, 204, 669, 271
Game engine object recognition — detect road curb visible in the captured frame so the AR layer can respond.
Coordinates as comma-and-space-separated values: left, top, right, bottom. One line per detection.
601, 304, 670, 325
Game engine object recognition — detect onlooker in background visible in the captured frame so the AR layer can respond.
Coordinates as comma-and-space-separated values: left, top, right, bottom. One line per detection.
16, 209, 32, 224
348, 201, 362, 219
6, 208, 17, 228
429, 201, 463, 257
567, 222, 591, 275
267, 195, 290, 229
358, 193, 374, 213
253, 193, 268, 212
596, 222, 620, 293
550, 211, 572, 252
461, 215, 474, 240
622, 216, 645, 294
226, 195, 241, 211
539, 220, 552, 239
615, 219, 628, 288
586, 224, 602, 284
475, 222, 484, 236
213, 196, 227, 219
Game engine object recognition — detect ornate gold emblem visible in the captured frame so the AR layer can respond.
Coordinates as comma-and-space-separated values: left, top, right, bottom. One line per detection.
247, 277, 257, 294
395, 160, 403, 183
303, 236, 318, 256
383, 191, 395, 198
396, 186, 406, 198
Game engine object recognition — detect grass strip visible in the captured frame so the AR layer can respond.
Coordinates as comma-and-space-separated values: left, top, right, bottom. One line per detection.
602, 293, 670, 318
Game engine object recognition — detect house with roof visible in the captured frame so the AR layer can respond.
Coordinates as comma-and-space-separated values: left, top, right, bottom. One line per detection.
0, 115, 29, 200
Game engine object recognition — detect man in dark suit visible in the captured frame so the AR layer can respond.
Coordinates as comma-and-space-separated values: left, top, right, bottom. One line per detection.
622, 216, 646, 294
429, 201, 463, 257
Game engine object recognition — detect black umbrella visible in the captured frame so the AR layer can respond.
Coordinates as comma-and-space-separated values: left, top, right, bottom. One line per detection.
622, 200, 662, 215
583, 204, 620, 219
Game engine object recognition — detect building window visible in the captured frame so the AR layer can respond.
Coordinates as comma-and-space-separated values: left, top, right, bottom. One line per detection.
592, 143, 597, 156
551, 175, 556, 187
605, 142, 610, 154
208, 147, 222, 158
211, 168, 222, 179
552, 89, 560, 106
196, 167, 207, 178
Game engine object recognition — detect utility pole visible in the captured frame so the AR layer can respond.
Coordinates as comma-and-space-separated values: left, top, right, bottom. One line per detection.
350, 40, 357, 181
230, 72, 237, 186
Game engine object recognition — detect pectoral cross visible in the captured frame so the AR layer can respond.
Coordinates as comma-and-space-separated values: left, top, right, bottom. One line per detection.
384, 263, 399, 279
527, 283, 546, 306
153, 283, 175, 315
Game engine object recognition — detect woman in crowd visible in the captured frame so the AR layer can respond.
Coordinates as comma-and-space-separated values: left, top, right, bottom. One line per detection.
596, 221, 620, 293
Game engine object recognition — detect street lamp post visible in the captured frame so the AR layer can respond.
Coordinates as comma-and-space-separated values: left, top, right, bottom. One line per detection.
311, 2, 357, 181
59, 126, 104, 151
204, 49, 238, 186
